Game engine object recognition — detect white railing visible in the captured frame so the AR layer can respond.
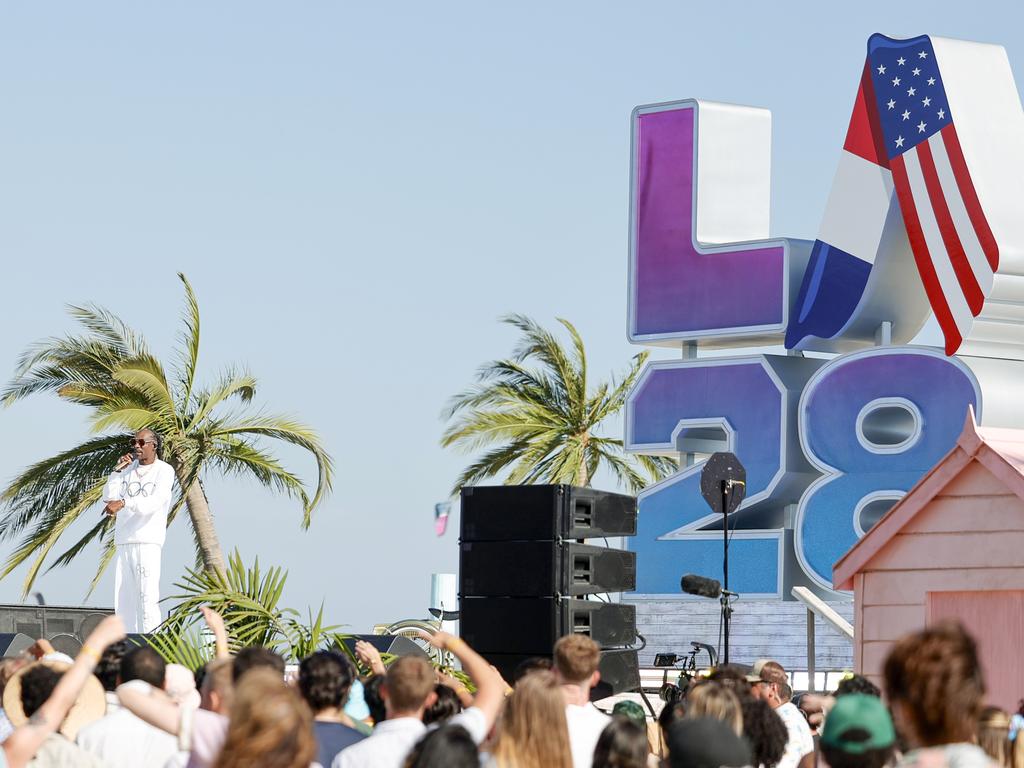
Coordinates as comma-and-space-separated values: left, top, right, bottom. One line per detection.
791, 586, 854, 692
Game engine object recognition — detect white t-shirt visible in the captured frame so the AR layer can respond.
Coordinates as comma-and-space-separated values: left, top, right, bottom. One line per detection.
103, 459, 175, 546
565, 704, 611, 768
333, 707, 488, 768
775, 702, 814, 768
76, 705, 180, 768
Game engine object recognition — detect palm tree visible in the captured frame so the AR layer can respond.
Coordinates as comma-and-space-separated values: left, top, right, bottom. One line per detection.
0, 273, 333, 595
441, 314, 676, 496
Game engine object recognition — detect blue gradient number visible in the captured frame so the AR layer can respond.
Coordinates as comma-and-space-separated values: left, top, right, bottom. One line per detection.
794, 347, 980, 588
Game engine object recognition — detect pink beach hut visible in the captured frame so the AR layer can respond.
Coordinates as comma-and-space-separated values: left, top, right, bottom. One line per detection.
832, 413, 1024, 710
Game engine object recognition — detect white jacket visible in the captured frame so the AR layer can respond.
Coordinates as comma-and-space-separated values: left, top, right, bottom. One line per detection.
103, 459, 175, 546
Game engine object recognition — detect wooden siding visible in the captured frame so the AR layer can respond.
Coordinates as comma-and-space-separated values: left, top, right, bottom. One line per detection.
627, 596, 854, 671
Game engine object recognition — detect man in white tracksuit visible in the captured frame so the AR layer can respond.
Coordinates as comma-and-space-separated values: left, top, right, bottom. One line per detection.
102, 428, 175, 633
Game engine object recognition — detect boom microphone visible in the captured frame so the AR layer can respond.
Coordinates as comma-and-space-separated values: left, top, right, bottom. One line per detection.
680, 573, 722, 599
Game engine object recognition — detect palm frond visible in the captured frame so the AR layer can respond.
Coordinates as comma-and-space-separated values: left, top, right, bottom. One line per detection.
209, 417, 333, 527
174, 273, 203, 410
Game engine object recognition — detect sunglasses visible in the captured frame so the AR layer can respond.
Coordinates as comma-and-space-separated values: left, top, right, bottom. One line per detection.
129, 439, 154, 448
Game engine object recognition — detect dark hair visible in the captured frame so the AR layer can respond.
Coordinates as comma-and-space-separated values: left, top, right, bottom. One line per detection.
298, 651, 354, 713
363, 675, 386, 724
658, 700, 684, 741
741, 697, 788, 768
513, 657, 553, 682
593, 716, 648, 768
194, 663, 208, 692
707, 665, 754, 701
835, 674, 881, 698
122, 646, 166, 688
20, 666, 61, 717
883, 621, 985, 746
403, 724, 478, 768
423, 683, 462, 726
821, 744, 896, 768
232, 646, 285, 682
95, 640, 129, 692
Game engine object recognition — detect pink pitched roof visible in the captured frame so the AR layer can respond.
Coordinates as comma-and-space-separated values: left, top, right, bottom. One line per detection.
833, 408, 1024, 590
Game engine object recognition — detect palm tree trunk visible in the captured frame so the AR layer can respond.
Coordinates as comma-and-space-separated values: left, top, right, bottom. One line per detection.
172, 466, 226, 575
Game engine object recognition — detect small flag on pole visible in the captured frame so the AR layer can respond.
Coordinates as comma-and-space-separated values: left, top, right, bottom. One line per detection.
434, 502, 451, 536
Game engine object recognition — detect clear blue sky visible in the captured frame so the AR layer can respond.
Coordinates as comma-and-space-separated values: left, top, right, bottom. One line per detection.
1, 1, 1021, 631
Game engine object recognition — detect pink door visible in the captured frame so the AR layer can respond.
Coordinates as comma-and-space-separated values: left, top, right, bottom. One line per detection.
927, 590, 1024, 711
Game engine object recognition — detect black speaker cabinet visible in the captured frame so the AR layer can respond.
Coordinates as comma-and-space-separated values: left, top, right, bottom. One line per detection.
0, 605, 113, 642
460, 597, 635, 654
461, 485, 636, 541
460, 541, 635, 597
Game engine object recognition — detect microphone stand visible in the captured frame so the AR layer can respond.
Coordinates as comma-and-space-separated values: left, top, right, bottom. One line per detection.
721, 479, 733, 665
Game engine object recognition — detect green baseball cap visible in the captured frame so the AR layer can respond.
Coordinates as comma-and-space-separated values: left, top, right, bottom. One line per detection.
612, 700, 647, 727
821, 694, 896, 755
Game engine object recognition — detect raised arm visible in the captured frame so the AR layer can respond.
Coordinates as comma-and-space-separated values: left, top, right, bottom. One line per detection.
199, 606, 230, 660
421, 631, 505, 732
3, 615, 126, 768
116, 681, 181, 735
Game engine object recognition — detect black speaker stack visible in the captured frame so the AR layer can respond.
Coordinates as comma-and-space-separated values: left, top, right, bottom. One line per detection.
459, 485, 640, 698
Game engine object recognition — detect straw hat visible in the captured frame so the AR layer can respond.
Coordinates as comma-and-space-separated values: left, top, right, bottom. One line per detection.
3, 660, 106, 740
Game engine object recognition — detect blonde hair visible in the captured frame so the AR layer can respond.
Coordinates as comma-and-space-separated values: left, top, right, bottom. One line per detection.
685, 681, 743, 736
491, 670, 572, 768
386, 656, 437, 713
977, 707, 1012, 768
553, 634, 600, 684
212, 668, 316, 768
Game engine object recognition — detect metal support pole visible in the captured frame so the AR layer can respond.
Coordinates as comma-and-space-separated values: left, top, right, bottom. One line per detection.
722, 480, 730, 665
807, 607, 816, 692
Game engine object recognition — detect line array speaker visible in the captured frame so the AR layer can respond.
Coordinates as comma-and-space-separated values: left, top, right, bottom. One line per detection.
459, 485, 639, 698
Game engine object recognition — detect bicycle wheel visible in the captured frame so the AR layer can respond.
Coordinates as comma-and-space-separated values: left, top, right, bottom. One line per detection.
382, 619, 446, 664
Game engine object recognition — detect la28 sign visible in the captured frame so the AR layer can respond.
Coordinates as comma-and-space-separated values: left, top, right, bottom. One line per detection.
625, 34, 1024, 595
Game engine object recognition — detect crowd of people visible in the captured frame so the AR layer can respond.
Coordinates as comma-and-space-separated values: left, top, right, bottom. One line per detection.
0, 611, 1018, 768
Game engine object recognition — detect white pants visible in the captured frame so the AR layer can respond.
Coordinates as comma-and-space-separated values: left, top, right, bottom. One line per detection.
114, 543, 162, 633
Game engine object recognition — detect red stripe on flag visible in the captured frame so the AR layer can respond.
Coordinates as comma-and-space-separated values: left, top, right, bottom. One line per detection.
915, 140, 985, 315
844, 63, 890, 168
890, 154, 963, 355
941, 125, 999, 272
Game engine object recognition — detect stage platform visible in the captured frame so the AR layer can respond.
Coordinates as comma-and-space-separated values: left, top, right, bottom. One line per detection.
625, 595, 854, 672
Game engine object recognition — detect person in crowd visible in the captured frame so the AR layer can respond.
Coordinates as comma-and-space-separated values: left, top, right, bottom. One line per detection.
513, 657, 553, 684
362, 677, 386, 726
76, 645, 179, 767
211, 667, 317, 768
592, 716, 649, 768
819, 693, 897, 768
14, 663, 106, 767
835, 675, 882, 699
198, 658, 233, 716
334, 630, 504, 768
422, 684, 461, 726
749, 660, 815, 768
741, 696, 789, 768
298, 651, 366, 768
0, 659, 30, 743
165, 664, 201, 711
116, 606, 286, 768
976, 708, 1012, 768
665, 717, 751, 768
403, 724, 478, 768
92, 641, 128, 713
554, 635, 610, 768
486, 669, 572, 768
685, 681, 743, 736
0, 616, 125, 768
883, 621, 993, 768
